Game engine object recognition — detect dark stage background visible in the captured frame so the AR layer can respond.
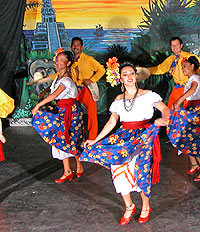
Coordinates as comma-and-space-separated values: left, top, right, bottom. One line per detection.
0, 0, 26, 96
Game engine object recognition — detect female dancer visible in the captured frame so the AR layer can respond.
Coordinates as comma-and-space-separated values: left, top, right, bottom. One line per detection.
81, 61, 169, 224
169, 56, 200, 180
31, 51, 84, 183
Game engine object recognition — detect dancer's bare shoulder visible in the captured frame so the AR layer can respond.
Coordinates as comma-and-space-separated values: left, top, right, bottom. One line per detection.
115, 94, 123, 100
137, 89, 150, 97
115, 89, 150, 100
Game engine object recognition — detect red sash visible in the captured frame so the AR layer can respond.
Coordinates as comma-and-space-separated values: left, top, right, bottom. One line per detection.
122, 120, 150, 129
184, 99, 200, 108
0, 141, 5, 162
57, 99, 76, 144
122, 120, 161, 184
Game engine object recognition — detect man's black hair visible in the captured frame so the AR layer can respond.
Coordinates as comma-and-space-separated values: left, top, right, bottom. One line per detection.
71, 37, 83, 46
169, 37, 183, 45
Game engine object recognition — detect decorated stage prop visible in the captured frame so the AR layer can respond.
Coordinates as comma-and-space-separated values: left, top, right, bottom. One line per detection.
26, 59, 57, 86
9, 59, 57, 126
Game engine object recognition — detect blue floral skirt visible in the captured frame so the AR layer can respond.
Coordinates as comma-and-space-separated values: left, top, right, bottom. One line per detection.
167, 106, 200, 157
31, 101, 84, 156
80, 124, 159, 198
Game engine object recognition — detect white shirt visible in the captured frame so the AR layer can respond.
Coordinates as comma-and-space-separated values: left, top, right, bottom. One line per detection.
109, 90, 162, 122
50, 76, 78, 100
184, 74, 200, 100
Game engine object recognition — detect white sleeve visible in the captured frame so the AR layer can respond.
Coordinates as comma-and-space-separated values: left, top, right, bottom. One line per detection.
109, 100, 119, 115
191, 75, 200, 84
61, 77, 77, 93
150, 92, 162, 106
60, 77, 74, 88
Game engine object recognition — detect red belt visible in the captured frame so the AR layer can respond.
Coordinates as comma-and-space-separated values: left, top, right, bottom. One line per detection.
57, 98, 76, 144
122, 120, 150, 129
122, 120, 161, 184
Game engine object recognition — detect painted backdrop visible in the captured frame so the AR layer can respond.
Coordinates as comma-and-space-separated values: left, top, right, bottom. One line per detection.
12, 0, 200, 120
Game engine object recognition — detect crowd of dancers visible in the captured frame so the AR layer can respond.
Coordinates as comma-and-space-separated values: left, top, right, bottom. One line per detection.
0, 36, 200, 225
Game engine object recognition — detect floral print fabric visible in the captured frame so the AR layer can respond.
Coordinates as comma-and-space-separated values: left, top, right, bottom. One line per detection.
80, 124, 160, 198
167, 106, 200, 157
32, 101, 84, 156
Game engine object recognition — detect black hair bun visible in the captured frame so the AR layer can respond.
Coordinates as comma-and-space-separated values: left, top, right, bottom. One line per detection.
187, 56, 199, 71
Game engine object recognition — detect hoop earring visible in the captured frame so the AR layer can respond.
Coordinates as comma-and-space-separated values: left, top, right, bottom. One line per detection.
121, 83, 124, 92
135, 81, 138, 89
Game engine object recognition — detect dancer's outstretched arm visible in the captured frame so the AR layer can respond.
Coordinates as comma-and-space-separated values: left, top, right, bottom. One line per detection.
84, 113, 119, 147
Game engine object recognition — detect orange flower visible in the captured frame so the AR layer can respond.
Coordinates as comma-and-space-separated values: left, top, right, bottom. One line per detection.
55, 47, 64, 56
106, 57, 120, 70
181, 57, 188, 65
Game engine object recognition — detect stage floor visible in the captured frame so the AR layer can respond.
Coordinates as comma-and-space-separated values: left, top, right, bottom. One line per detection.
0, 118, 200, 232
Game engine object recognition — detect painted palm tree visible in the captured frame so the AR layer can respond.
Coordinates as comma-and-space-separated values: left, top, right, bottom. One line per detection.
129, 0, 200, 64
129, 0, 200, 104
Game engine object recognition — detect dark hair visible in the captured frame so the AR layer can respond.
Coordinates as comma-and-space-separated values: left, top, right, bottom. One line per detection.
186, 56, 200, 71
58, 51, 74, 67
119, 61, 137, 74
169, 37, 183, 45
71, 37, 83, 46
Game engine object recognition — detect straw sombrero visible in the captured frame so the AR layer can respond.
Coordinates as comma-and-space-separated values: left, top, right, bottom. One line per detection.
26, 71, 57, 86
26, 71, 45, 85
26, 59, 57, 85
136, 67, 151, 82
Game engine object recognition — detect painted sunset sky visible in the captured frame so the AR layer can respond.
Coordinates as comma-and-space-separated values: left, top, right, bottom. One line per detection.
24, 0, 149, 29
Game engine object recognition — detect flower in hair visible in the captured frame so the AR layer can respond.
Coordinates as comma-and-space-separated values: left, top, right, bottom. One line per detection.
55, 47, 64, 56
53, 47, 64, 62
181, 57, 188, 65
106, 57, 120, 87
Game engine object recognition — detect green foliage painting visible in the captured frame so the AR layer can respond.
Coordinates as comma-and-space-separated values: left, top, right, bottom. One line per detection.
13, 0, 200, 119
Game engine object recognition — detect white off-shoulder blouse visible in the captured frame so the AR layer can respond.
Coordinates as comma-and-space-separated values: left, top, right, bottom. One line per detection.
109, 90, 162, 122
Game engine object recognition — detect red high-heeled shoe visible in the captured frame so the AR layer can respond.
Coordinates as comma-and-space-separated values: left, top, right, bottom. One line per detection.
194, 176, 200, 182
120, 204, 136, 225
55, 171, 73, 183
138, 208, 152, 224
187, 165, 200, 175
76, 167, 84, 178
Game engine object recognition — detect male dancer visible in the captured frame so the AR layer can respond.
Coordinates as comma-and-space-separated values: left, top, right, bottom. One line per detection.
148, 37, 200, 108
71, 37, 105, 139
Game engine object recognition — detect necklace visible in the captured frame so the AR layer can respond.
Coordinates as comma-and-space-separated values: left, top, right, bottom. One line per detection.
123, 88, 139, 112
